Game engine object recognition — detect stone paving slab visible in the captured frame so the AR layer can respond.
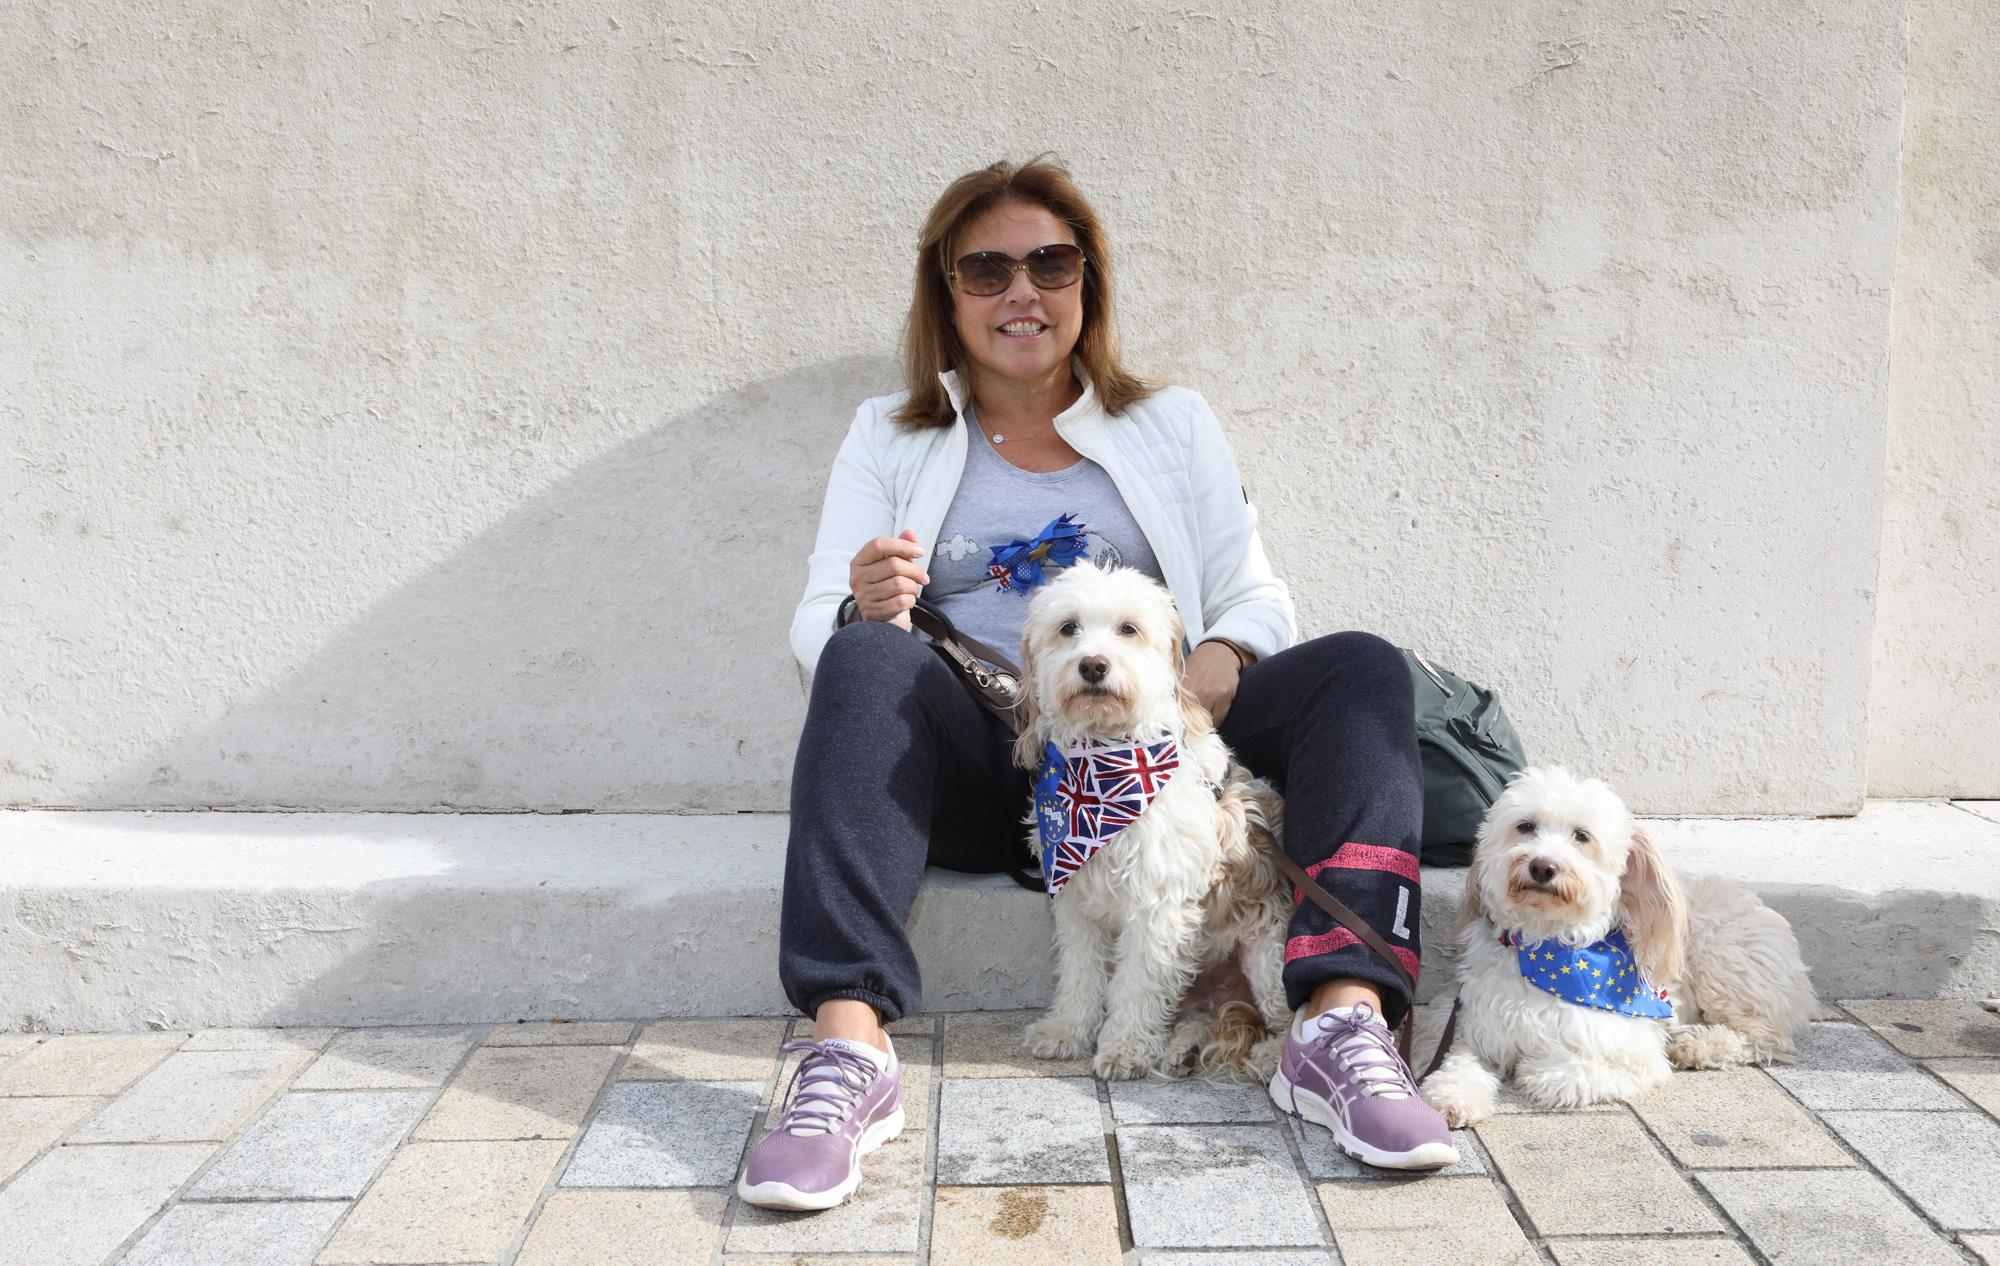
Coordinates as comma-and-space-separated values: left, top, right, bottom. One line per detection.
1697, 1167, 1965, 1266
0, 1032, 184, 1096
486, 1019, 636, 1046
1291, 1118, 1488, 1178
0, 1037, 39, 1061
1821, 1109, 2000, 1229
1843, 999, 2000, 1057
413, 1044, 619, 1141
1545, 1239, 1757, 1265
1964, 1233, 2000, 1265
1766, 1021, 1968, 1110
1319, 1175, 1538, 1266
1630, 1067, 1854, 1167
621, 1018, 790, 1081
944, 1011, 1093, 1078
1926, 1058, 2000, 1116
931, 1185, 1124, 1266
190, 1089, 433, 1199
1476, 1112, 1721, 1235
317, 1138, 565, 1264
937, 1076, 1109, 1184
122, 1201, 348, 1266
0, 1096, 99, 1182
1118, 1124, 1321, 1248
0, 1142, 214, 1266
562, 1080, 762, 1187
181, 1028, 338, 1052
1109, 1075, 1275, 1124
515, 1189, 724, 1266
727, 1131, 926, 1254
1142, 1253, 1333, 1265
292, 1026, 484, 1091
68, 1048, 311, 1143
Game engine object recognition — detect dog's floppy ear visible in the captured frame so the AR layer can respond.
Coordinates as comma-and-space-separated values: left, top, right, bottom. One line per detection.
1456, 810, 1495, 936
1011, 625, 1045, 771
1619, 823, 1687, 985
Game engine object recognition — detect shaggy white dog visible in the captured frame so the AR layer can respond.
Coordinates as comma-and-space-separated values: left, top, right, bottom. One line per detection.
1012, 563, 1292, 1081
1420, 767, 1816, 1124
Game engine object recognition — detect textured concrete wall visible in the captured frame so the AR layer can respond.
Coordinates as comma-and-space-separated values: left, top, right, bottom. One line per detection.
1867, 0, 2000, 799
2, 1, 1906, 814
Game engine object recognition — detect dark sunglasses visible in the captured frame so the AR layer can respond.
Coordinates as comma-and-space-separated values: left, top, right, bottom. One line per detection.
949, 244, 1086, 297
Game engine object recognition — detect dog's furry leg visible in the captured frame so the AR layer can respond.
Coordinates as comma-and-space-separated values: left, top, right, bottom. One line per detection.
1516, 1044, 1671, 1110
1666, 1022, 1754, 1070
1234, 918, 1292, 1082
1025, 894, 1112, 1060
1420, 1047, 1500, 1127
1094, 901, 1204, 1080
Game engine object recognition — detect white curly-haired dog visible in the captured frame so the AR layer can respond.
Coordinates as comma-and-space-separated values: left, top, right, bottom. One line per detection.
1420, 767, 1815, 1124
1012, 562, 1292, 1081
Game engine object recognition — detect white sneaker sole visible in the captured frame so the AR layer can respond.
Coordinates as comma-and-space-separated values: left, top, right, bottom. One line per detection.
736, 1105, 908, 1211
1270, 1066, 1458, 1171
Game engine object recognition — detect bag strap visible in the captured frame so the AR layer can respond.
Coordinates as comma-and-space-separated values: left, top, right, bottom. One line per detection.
904, 601, 1025, 735
1265, 849, 1417, 1063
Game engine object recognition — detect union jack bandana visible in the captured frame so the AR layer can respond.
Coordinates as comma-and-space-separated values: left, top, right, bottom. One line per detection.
1033, 734, 1180, 898
1502, 927, 1673, 1019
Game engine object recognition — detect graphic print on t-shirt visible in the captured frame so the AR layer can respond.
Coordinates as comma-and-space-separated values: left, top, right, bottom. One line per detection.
987, 513, 1090, 594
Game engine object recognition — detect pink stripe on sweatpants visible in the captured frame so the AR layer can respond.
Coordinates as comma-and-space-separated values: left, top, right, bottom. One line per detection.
1284, 930, 1420, 982
1302, 841, 1421, 884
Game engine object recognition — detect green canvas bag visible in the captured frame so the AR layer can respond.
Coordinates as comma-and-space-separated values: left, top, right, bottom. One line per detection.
1401, 649, 1529, 867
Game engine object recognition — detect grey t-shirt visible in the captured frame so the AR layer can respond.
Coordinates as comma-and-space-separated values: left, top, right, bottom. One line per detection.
921, 409, 1163, 664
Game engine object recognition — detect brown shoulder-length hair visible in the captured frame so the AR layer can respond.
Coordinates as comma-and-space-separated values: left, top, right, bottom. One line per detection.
892, 155, 1157, 429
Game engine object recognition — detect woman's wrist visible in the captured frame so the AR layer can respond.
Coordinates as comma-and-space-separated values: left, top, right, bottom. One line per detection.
1199, 637, 1253, 672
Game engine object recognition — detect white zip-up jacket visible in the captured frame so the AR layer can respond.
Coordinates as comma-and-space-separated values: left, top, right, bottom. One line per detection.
791, 368, 1297, 672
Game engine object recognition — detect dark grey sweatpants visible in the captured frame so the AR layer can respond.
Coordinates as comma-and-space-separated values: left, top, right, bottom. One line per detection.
779, 621, 1426, 1026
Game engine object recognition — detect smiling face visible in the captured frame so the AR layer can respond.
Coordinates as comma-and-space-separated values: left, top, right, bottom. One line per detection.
950, 200, 1086, 392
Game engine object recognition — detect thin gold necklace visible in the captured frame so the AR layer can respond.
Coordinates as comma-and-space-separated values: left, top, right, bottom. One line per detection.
991, 418, 1056, 444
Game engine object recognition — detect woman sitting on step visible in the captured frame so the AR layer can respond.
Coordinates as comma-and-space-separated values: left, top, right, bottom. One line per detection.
737, 156, 1456, 1212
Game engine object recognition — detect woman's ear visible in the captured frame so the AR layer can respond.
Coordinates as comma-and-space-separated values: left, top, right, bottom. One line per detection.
1619, 824, 1687, 985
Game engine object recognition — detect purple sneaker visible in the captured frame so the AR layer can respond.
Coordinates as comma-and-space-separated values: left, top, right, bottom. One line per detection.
1270, 1004, 1457, 1171
737, 1039, 905, 1210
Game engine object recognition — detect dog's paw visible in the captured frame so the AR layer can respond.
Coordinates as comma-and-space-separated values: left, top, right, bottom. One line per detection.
1242, 1034, 1285, 1084
1092, 1041, 1156, 1081
1420, 1081, 1491, 1128
1023, 1018, 1095, 1061
1666, 1023, 1752, 1070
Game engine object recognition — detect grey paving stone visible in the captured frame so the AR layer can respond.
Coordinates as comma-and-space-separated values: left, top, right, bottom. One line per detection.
121, 1201, 347, 1266
1117, 1125, 1322, 1248
1547, 1239, 1756, 1265
1821, 1110, 2000, 1229
1109, 1077, 1275, 1124
180, 1028, 338, 1053
936, 1077, 1110, 1184
66, 1049, 310, 1143
1963, 1233, 2000, 1266
1698, 1168, 1965, 1266
1290, 1118, 1487, 1177
0, 1143, 214, 1266
1320, 1176, 1538, 1265
1767, 1021, 1967, 1110
1476, 1113, 1720, 1235
1143, 1254, 1333, 1265
292, 1025, 484, 1090
561, 1080, 761, 1187
1843, 1000, 2000, 1058
189, 1090, 433, 1199
1926, 1059, 2000, 1117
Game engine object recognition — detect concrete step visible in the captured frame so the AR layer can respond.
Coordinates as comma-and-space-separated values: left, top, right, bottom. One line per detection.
4, 803, 1996, 1032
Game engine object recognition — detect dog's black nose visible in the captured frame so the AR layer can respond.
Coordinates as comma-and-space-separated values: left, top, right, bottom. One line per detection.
1528, 858, 1559, 886
1078, 656, 1110, 684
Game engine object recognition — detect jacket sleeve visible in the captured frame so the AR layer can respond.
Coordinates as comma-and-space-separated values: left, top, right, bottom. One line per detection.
790, 403, 896, 673
1185, 394, 1298, 662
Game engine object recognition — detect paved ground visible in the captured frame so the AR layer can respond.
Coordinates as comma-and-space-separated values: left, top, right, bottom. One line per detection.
1, 1000, 1997, 1266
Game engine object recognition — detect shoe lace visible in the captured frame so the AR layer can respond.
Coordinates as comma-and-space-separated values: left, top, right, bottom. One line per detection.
1283, 1002, 1417, 1127
772, 1040, 880, 1137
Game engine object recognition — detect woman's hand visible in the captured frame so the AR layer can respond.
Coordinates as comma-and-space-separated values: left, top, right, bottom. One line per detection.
1184, 639, 1244, 724
848, 530, 930, 630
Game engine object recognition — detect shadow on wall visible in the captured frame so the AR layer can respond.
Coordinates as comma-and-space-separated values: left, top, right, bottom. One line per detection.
96, 356, 899, 812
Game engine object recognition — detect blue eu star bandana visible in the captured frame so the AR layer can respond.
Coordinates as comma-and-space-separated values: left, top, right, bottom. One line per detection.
1034, 734, 1180, 898
1508, 928, 1673, 1019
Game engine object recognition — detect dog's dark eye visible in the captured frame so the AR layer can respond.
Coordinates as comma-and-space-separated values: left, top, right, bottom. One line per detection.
1517, 820, 1536, 834
1059, 621, 1079, 637
1573, 829, 1592, 844
1118, 623, 1138, 636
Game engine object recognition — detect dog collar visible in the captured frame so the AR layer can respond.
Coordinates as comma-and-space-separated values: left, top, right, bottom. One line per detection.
1505, 927, 1673, 1019
1034, 734, 1180, 898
